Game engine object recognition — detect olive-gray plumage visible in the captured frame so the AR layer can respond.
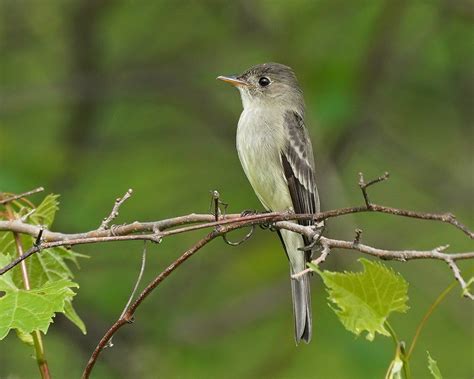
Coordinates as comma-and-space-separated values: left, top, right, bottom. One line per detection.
218, 63, 320, 343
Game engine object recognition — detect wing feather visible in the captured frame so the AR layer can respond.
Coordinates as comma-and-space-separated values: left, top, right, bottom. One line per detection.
281, 111, 320, 250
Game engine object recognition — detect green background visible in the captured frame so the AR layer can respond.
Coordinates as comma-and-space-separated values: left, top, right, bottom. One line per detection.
0, 0, 472, 378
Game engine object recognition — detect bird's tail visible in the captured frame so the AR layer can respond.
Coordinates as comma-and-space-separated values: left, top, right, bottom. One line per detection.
290, 269, 312, 344
279, 229, 312, 344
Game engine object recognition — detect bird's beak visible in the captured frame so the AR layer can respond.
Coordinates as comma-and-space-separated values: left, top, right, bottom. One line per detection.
217, 75, 248, 87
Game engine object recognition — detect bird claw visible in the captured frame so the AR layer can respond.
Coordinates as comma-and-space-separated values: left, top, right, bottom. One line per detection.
240, 209, 258, 217
298, 221, 325, 253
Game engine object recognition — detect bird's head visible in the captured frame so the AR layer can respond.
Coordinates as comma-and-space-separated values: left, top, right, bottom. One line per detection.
218, 62, 304, 113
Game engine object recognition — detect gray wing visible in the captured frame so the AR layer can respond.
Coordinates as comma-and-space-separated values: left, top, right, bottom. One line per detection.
281, 111, 320, 245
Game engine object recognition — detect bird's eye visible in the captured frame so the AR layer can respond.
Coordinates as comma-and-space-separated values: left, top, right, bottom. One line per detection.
258, 77, 270, 87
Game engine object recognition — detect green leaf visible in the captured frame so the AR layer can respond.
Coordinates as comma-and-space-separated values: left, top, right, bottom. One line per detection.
9, 245, 88, 334
0, 232, 15, 256
15, 329, 34, 346
311, 258, 409, 340
30, 194, 60, 227
64, 300, 87, 334
0, 278, 78, 340
0, 195, 87, 336
0, 254, 83, 342
427, 351, 442, 379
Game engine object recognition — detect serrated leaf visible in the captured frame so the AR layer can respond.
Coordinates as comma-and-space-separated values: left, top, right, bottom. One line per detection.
30, 194, 60, 227
6, 238, 88, 334
0, 254, 85, 342
0, 195, 87, 337
427, 352, 442, 379
0, 278, 78, 340
312, 258, 409, 340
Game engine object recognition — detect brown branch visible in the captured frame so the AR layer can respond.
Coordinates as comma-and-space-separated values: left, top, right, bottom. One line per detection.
359, 171, 390, 208
0, 177, 473, 378
0, 203, 473, 277
82, 230, 219, 379
106, 243, 148, 349
0, 187, 44, 205
99, 189, 133, 230
81, 212, 473, 377
446, 259, 474, 300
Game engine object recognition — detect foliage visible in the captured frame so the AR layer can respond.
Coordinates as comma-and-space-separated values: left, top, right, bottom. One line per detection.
427, 352, 443, 379
311, 259, 409, 341
0, 0, 472, 377
0, 195, 86, 342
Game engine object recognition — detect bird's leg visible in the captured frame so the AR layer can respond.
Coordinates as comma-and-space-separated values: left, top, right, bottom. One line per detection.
239, 209, 275, 229
298, 221, 326, 254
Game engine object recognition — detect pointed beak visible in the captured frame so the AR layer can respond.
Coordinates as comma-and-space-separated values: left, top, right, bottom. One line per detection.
217, 75, 249, 87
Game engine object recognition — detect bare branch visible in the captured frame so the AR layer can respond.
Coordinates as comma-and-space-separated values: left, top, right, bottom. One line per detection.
106, 243, 148, 349
359, 171, 390, 208
82, 231, 218, 379
292, 241, 331, 279
0, 187, 44, 205
99, 189, 133, 230
0, 204, 472, 277
0, 176, 472, 378
446, 259, 474, 300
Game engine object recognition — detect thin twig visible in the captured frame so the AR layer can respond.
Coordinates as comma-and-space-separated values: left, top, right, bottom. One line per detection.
106, 243, 148, 349
359, 171, 390, 208
82, 231, 218, 379
446, 259, 474, 300
0, 187, 44, 205
20, 208, 36, 222
292, 241, 331, 279
99, 189, 133, 230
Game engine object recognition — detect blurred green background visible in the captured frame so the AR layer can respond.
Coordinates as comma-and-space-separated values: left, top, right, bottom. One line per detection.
0, 0, 473, 378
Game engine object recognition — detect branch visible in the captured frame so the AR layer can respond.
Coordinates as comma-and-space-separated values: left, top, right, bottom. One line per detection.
359, 171, 390, 208
1, 175, 471, 378
99, 189, 133, 230
0, 187, 44, 205
106, 243, 148, 349
82, 231, 219, 379
446, 259, 474, 300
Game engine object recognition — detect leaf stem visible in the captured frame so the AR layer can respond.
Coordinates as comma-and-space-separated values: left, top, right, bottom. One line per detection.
406, 282, 456, 359
6, 205, 51, 379
385, 321, 400, 346
385, 321, 411, 379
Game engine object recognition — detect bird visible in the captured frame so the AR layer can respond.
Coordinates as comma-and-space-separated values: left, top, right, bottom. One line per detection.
217, 63, 320, 344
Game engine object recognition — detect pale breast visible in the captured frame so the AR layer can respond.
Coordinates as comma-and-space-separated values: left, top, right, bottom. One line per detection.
236, 108, 293, 212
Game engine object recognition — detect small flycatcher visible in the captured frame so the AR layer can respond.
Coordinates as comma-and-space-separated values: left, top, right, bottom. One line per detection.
218, 63, 320, 343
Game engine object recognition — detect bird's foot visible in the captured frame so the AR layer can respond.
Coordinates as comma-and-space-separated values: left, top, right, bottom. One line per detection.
298, 221, 326, 254
240, 209, 259, 217
239, 209, 276, 230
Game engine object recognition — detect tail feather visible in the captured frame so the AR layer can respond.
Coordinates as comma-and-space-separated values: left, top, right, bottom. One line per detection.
279, 229, 312, 344
291, 271, 312, 343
